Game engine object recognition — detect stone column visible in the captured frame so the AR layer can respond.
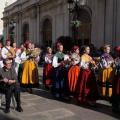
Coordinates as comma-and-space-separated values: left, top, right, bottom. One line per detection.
15, 15, 19, 45
36, 5, 40, 46
6, 19, 10, 39
30, 13, 34, 42
18, 14, 23, 44
30, 8, 37, 44
3, 20, 7, 41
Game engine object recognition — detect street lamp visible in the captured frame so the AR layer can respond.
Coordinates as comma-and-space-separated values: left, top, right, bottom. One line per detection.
79, 0, 87, 6
67, 0, 74, 10
9, 20, 16, 28
67, 0, 87, 45
13, 20, 16, 27
67, 0, 86, 11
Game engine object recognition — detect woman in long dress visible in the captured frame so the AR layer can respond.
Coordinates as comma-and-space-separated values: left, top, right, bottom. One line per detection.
111, 46, 120, 112
98, 44, 115, 97
74, 46, 99, 106
43, 47, 53, 89
68, 46, 80, 95
51, 44, 69, 99
20, 41, 39, 93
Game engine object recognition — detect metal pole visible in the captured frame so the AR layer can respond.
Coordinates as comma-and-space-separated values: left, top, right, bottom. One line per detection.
69, 9, 70, 37
75, 1, 78, 45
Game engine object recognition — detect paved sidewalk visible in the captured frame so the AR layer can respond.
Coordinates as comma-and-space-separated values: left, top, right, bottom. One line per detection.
0, 67, 120, 120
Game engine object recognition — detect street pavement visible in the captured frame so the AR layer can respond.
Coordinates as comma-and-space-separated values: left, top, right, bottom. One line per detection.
0, 66, 120, 120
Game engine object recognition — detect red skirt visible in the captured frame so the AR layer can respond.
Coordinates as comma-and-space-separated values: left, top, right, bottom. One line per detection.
74, 68, 99, 101
113, 75, 120, 94
68, 65, 81, 92
43, 63, 53, 85
111, 75, 120, 110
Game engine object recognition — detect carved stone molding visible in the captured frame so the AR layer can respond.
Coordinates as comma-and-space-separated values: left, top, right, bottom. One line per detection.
3, 22, 7, 27
30, 12, 37, 19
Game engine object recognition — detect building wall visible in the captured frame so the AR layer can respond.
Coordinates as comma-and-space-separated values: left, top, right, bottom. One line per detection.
2, 0, 120, 49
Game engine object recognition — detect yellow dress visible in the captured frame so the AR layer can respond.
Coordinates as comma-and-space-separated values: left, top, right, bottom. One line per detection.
20, 49, 39, 88
97, 54, 115, 97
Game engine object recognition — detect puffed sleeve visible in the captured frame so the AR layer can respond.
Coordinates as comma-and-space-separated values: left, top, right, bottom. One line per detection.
45, 55, 52, 63
100, 57, 108, 68
16, 49, 21, 57
1, 48, 7, 59
21, 52, 27, 61
52, 56, 60, 68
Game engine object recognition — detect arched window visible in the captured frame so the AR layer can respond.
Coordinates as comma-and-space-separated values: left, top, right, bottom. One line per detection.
23, 23, 29, 43
42, 18, 52, 47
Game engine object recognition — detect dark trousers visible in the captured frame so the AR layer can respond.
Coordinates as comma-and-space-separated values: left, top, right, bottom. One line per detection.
2, 84, 21, 109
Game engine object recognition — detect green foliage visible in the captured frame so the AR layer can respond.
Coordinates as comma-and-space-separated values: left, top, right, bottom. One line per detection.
70, 20, 81, 28
9, 34, 16, 38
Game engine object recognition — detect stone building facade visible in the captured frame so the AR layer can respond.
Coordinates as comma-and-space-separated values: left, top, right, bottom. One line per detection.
2, 0, 120, 49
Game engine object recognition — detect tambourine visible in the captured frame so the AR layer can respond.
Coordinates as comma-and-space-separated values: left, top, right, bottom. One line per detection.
31, 48, 41, 57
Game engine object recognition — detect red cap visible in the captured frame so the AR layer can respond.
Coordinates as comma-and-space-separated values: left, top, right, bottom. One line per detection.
56, 42, 62, 48
6, 39, 11, 42
116, 46, 120, 52
72, 46, 79, 51
24, 41, 31, 48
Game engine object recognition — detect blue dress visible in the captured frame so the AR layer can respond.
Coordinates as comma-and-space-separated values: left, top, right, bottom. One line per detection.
51, 52, 69, 98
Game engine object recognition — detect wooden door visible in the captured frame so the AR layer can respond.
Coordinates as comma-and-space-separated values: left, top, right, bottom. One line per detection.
77, 23, 91, 47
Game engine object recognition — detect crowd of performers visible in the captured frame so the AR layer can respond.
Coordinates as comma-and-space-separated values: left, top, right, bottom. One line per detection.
43, 43, 120, 113
0, 39, 40, 94
0, 39, 120, 113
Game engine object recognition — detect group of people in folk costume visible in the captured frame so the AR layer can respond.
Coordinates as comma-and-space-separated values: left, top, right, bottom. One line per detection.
0, 39, 40, 94
43, 43, 120, 113
1, 39, 120, 113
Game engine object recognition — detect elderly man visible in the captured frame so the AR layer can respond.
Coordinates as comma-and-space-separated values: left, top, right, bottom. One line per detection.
0, 59, 23, 113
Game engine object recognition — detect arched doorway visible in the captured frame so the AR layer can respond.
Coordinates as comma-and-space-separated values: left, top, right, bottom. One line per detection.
42, 18, 52, 47
73, 9, 91, 46
23, 23, 29, 43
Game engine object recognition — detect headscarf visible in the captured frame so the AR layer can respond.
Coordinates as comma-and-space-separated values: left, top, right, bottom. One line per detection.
116, 46, 120, 52
71, 46, 79, 52
6, 39, 11, 43
24, 41, 31, 48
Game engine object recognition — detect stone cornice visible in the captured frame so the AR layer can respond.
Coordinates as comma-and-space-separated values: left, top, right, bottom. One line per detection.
2, 0, 65, 21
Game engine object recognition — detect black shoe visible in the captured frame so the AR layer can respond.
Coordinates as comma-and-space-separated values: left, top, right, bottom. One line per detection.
5, 108, 10, 113
45, 85, 50, 90
16, 106, 23, 112
28, 88, 33, 94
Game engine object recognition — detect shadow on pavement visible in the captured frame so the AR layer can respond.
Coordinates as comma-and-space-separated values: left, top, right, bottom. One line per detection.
0, 112, 19, 120
19, 66, 120, 120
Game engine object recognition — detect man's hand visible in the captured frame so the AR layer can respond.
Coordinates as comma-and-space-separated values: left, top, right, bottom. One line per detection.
3, 78, 9, 83
8, 80, 14, 84
8, 55, 14, 59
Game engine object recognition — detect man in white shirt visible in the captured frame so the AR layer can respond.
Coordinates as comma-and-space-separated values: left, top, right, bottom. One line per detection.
1, 39, 15, 60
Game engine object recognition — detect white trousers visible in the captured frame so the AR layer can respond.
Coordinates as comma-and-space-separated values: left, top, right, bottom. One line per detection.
15, 62, 19, 75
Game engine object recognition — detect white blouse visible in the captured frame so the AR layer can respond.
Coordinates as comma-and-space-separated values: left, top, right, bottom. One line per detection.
71, 53, 80, 65
80, 59, 90, 69
45, 54, 53, 64
115, 59, 120, 66
100, 57, 113, 68
15, 49, 27, 64
52, 55, 67, 68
